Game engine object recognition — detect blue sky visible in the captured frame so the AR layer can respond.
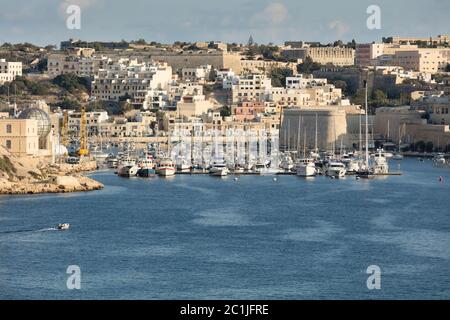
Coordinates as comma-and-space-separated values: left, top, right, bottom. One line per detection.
0, 0, 449, 46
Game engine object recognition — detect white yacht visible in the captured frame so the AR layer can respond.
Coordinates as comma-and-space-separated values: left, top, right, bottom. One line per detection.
326, 162, 347, 179
341, 156, 362, 174
296, 159, 316, 177
279, 153, 294, 172
372, 149, 389, 174
210, 161, 229, 177
176, 158, 191, 172
433, 153, 447, 167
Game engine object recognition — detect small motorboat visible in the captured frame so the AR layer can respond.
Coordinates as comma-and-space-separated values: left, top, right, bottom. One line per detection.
58, 223, 70, 231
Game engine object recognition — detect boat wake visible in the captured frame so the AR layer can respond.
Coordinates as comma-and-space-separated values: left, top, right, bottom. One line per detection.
0, 227, 58, 235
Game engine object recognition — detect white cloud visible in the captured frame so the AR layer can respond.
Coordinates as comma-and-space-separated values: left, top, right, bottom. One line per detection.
328, 20, 349, 38
251, 2, 289, 26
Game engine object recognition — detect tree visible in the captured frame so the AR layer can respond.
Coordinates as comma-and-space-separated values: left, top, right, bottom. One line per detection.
371, 89, 388, 107
220, 106, 231, 117
425, 141, 434, 153
53, 74, 90, 94
296, 56, 322, 74
331, 80, 348, 96
269, 67, 294, 88
60, 98, 81, 110
446, 64, 450, 72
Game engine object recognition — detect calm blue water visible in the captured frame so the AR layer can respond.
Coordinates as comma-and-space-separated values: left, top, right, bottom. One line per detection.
0, 159, 449, 300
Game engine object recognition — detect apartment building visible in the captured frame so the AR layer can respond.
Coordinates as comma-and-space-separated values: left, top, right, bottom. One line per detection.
47, 54, 110, 78
91, 62, 173, 106
0, 59, 22, 84
285, 74, 328, 89
232, 74, 272, 103
181, 65, 212, 83
233, 101, 266, 122
68, 111, 109, 136
356, 42, 450, 73
389, 50, 447, 73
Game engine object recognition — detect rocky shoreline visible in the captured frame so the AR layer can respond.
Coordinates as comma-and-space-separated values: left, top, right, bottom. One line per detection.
0, 175, 104, 195
0, 146, 104, 195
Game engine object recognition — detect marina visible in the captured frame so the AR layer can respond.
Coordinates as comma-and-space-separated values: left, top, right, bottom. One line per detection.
0, 158, 448, 299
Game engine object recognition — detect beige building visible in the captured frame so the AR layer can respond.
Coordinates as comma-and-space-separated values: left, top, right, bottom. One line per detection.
374, 106, 426, 142
389, 50, 447, 74
177, 95, 213, 118
0, 118, 39, 157
404, 123, 450, 149
151, 50, 242, 73
430, 104, 450, 125
240, 60, 297, 75
47, 54, 110, 78
0, 59, 22, 84
282, 46, 355, 66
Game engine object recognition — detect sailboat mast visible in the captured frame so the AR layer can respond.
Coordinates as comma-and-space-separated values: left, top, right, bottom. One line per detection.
315, 112, 318, 153
365, 81, 369, 168
297, 117, 301, 154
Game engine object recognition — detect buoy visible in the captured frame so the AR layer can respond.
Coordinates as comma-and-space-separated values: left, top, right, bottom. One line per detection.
356, 176, 360, 180
273, 177, 278, 182
234, 177, 239, 181
439, 176, 444, 183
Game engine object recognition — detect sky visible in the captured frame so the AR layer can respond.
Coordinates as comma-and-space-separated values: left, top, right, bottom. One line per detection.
0, 0, 449, 47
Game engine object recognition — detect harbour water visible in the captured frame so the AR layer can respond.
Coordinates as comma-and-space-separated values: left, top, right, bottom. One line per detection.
0, 158, 449, 299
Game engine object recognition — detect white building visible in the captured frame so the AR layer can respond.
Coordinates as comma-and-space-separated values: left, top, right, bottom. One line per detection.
232, 74, 272, 103
91, 62, 173, 106
181, 65, 212, 83
286, 74, 328, 89
0, 59, 22, 84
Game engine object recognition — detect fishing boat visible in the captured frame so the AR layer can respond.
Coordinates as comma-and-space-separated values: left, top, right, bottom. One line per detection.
157, 158, 176, 177
137, 153, 156, 177
118, 165, 139, 177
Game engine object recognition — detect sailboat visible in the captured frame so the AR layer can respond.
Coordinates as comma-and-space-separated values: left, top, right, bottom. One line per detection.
357, 81, 375, 179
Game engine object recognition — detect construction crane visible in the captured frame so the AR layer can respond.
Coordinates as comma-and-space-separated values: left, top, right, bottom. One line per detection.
78, 106, 89, 156
61, 110, 69, 146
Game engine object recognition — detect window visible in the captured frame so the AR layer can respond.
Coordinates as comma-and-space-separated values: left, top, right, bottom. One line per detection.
6, 124, 12, 133
6, 140, 11, 149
